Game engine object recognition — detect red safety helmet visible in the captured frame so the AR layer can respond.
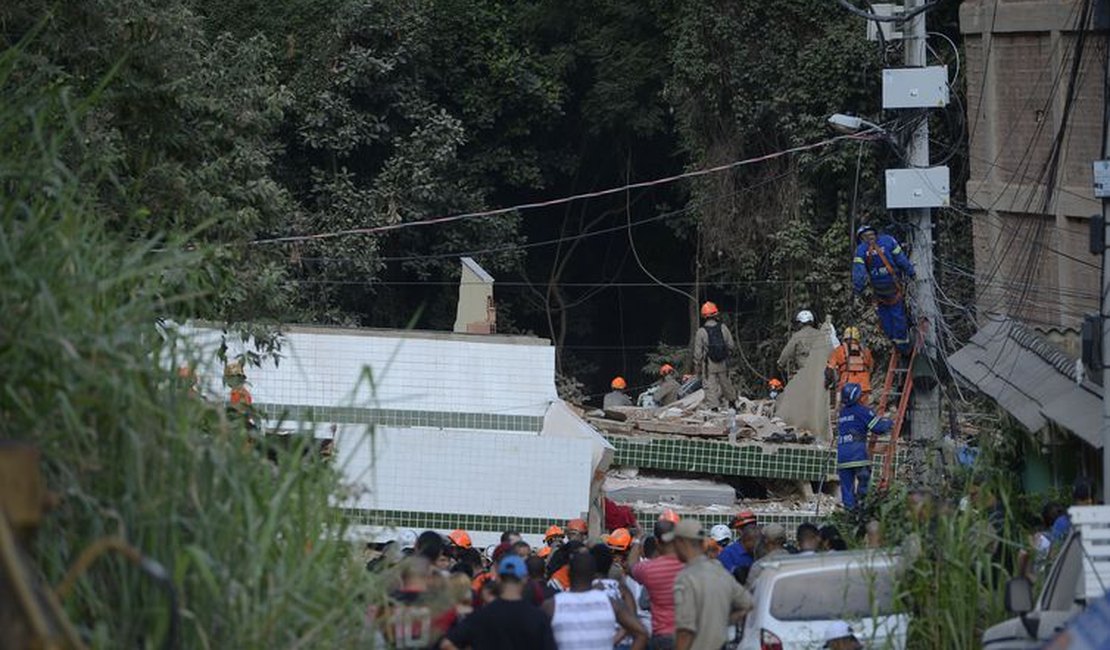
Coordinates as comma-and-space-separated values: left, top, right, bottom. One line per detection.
611, 376, 627, 390
659, 363, 675, 376
730, 510, 757, 529
700, 301, 719, 318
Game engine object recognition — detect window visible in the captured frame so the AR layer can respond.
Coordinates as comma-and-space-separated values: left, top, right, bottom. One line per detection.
770, 565, 897, 621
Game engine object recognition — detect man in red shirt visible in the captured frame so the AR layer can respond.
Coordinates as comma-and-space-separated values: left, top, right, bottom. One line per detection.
629, 520, 684, 650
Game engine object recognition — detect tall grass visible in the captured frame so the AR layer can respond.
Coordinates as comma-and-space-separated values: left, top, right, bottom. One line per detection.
1, 44, 368, 648
831, 438, 1025, 650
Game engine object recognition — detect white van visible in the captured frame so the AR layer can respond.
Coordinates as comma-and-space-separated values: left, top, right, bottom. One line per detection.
735, 550, 909, 650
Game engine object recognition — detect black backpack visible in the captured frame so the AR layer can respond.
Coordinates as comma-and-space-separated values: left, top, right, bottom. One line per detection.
705, 323, 728, 362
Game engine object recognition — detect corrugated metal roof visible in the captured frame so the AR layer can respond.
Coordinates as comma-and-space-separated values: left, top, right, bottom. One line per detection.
947, 315, 1102, 448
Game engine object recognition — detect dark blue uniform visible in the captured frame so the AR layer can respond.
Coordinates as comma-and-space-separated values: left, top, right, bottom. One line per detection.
836, 402, 891, 509
852, 234, 915, 353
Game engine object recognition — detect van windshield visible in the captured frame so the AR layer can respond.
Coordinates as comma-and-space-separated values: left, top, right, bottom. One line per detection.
770, 565, 898, 621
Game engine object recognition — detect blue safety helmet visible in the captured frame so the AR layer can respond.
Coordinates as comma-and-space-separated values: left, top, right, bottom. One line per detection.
855, 224, 876, 241
841, 382, 862, 406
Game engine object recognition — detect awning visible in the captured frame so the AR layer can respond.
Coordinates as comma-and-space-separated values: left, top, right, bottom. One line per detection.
948, 315, 1102, 448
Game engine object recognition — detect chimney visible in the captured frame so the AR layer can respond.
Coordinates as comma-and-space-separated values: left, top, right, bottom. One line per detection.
454, 257, 496, 334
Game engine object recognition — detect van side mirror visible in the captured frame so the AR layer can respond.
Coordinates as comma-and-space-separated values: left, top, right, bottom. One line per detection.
1005, 577, 1034, 614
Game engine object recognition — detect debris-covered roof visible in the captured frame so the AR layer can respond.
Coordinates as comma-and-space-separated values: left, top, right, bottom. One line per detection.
948, 315, 1101, 447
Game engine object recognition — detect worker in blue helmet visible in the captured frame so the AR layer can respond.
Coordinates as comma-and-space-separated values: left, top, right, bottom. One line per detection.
852, 225, 915, 353
836, 382, 892, 510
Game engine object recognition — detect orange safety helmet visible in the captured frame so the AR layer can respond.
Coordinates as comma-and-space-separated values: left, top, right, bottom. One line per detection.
606, 528, 633, 552
659, 363, 675, 376
544, 525, 565, 541
610, 376, 627, 390
768, 378, 784, 391
700, 301, 719, 318
448, 529, 472, 549
537, 546, 552, 559
659, 508, 680, 523
730, 510, 757, 529
566, 518, 588, 534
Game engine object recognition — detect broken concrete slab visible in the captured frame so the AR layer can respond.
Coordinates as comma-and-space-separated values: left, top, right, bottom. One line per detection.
604, 475, 736, 507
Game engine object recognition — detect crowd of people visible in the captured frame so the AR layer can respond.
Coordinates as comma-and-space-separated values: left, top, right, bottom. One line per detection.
367, 512, 859, 650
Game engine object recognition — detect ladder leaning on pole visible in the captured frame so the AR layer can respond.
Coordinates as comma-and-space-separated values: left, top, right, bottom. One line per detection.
870, 319, 926, 489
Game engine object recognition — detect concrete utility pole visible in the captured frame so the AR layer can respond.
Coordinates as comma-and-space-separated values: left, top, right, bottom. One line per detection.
903, 0, 941, 444
1102, 68, 1110, 504
1103, 195, 1109, 504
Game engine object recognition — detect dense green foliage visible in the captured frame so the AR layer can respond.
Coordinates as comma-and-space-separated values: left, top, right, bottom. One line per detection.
2, 1, 977, 646
0, 43, 368, 647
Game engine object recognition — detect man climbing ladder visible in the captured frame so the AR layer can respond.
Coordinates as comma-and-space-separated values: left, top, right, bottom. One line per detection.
852, 225, 915, 353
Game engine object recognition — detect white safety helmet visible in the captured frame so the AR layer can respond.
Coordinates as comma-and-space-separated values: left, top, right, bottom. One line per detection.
796, 310, 815, 324
484, 544, 498, 561
710, 524, 732, 544
398, 529, 418, 551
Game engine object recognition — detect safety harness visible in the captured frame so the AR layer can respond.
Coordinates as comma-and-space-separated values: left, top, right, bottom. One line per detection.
865, 242, 903, 306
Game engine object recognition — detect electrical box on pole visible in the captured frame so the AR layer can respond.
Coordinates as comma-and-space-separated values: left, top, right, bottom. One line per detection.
885, 167, 951, 209
1094, 160, 1110, 198
882, 67, 950, 109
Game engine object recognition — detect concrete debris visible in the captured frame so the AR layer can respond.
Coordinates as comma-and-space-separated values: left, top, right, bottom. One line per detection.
585, 387, 814, 444
623, 493, 840, 519
604, 475, 737, 507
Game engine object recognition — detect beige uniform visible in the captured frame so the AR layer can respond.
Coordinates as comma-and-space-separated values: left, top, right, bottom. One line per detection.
777, 325, 824, 379
694, 319, 737, 409
674, 555, 754, 650
654, 375, 681, 406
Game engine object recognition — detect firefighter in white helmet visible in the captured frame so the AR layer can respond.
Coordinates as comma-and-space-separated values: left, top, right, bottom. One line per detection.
777, 309, 823, 381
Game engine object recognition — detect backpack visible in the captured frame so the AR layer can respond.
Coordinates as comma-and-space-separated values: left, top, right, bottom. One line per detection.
705, 323, 728, 363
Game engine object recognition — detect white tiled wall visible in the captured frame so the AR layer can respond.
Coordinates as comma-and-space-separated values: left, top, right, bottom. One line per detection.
336, 426, 594, 520
179, 325, 557, 417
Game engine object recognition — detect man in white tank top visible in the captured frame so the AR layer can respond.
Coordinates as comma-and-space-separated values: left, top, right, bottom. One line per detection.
543, 553, 648, 650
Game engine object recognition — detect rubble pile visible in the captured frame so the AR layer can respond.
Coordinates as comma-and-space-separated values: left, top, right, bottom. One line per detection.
584, 389, 817, 445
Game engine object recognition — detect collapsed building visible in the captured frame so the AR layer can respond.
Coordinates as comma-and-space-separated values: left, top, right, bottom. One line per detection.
178, 258, 872, 546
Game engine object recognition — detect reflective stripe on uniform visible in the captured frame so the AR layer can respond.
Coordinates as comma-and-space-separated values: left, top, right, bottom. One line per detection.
838, 459, 871, 470
853, 257, 865, 264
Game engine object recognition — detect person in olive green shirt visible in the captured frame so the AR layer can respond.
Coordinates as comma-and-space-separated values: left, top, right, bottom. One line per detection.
671, 519, 753, 650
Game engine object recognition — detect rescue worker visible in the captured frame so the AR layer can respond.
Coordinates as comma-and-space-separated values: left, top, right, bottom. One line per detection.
604, 376, 633, 408
224, 360, 252, 410
693, 301, 736, 410
544, 525, 565, 549
767, 378, 784, 400
653, 363, 681, 407
826, 326, 875, 405
852, 225, 915, 353
565, 518, 588, 544
835, 383, 892, 511
777, 310, 823, 381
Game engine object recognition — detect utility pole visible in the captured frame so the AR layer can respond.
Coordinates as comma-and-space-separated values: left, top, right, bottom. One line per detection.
1102, 186, 1109, 503
1101, 53, 1110, 504
903, 0, 941, 444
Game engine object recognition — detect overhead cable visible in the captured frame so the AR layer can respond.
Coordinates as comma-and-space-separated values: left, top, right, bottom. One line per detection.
250, 133, 878, 246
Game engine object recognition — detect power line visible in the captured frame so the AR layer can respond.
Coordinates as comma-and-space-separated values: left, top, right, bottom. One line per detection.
249, 133, 880, 246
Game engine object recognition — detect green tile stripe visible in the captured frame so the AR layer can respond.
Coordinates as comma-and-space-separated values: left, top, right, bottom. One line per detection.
605, 435, 905, 482
254, 403, 544, 433
341, 508, 556, 536
605, 435, 835, 480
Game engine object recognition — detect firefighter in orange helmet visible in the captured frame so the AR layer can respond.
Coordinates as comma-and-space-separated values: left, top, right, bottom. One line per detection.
224, 360, 257, 430
653, 363, 681, 407
693, 301, 736, 409
826, 326, 874, 405
603, 376, 632, 409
